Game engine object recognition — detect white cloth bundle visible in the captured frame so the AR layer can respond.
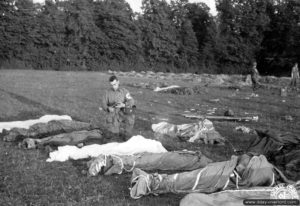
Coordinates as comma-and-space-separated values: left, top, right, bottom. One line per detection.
47, 135, 167, 162
153, 85, 180, 92
0, 115, 72, 132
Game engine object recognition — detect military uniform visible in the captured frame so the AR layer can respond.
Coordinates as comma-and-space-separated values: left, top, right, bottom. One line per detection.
102, 88, 135, 137
290, 64, 299, 89
251, 67, 261, 91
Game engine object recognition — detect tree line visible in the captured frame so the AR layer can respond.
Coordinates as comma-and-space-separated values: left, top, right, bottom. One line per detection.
0, 0, 299, 75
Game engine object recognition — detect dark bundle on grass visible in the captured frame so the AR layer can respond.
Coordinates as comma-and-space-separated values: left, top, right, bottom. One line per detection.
159, 85, 205, 95
162, 87, 195, 95
192, 85, 204, 94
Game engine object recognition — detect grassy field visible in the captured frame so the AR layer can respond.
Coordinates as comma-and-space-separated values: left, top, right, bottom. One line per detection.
0, 69, 299, 206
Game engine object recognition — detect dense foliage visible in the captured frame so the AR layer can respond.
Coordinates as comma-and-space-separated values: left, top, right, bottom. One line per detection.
0, 0, 299, 75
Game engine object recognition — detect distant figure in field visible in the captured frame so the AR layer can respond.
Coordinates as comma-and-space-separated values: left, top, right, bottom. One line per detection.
101, 75, 135, 140
290, 63, 299, 90
251, 61, 261, 91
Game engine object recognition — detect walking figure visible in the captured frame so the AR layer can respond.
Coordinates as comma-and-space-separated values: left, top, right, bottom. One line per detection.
290, 63, 299, 90
251, 61, 261, 91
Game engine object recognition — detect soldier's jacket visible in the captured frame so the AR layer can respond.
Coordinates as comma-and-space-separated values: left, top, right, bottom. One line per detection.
252, 68, 259, 78
291, 66, 299, 79
102, 88, 135, 112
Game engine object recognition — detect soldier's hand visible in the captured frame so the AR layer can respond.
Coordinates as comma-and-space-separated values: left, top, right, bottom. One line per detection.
115, 102, 125, 108
108, 107, 115, 112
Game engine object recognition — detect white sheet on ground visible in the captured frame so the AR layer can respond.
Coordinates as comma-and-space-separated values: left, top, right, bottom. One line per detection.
152, 122, 177, 135
0, 115, 72, 132
46, 135, 167, 162
154, 85, 180, 92
152, 120, 225, 144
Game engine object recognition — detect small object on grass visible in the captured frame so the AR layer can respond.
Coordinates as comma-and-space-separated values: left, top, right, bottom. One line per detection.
282, 115, 293, 121
154, 85, 180, 92
250, 93, 259, 97
235, 126, 253, 134
209, 98, 220, 103
77, 143, 84, 148
224, 109, 234, 117
229, 92, 237, 97
280, 87, 288, 97
207, 108, 217, 115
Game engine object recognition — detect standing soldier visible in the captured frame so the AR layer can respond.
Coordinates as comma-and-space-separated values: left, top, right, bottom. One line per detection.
101, 75, 135, 140
251, 61, 261, 91
290, 63, 299, 90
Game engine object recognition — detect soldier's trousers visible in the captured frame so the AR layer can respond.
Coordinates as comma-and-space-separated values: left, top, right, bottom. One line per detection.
251, 77, 261, 90
290, 78, 298, 88
105, 110, 135, 137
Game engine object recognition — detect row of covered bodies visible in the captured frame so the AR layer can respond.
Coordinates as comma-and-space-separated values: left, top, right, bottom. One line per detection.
0, 115, 299, 205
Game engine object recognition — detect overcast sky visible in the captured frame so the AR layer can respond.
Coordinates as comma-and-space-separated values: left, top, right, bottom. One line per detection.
32, 0, 217, 16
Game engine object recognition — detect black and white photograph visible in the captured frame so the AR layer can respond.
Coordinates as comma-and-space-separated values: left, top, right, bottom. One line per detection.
0, 0, 299, 205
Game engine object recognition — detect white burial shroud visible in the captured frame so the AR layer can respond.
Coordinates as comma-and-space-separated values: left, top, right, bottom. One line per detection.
153, 85, 180, 92
47, 135, 168, 162
0, 115, 72, 133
